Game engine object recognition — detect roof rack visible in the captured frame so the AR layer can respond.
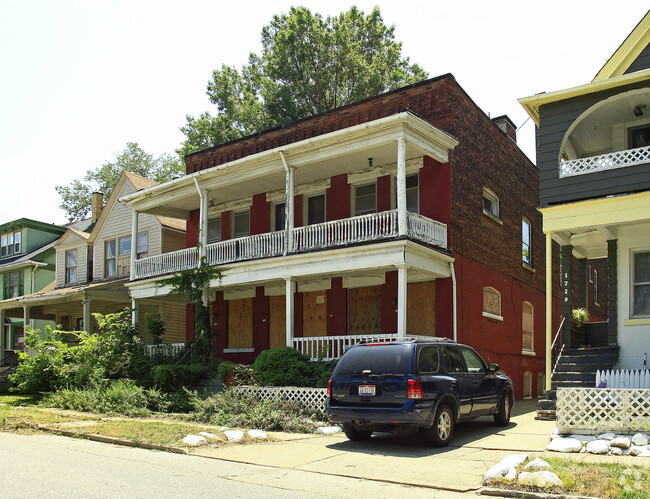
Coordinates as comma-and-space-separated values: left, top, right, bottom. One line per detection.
358, 336, 456, 345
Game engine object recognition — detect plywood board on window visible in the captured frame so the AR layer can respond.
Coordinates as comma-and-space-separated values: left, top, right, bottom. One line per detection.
407, 281, 436, 336
269, 295, 286, 349
228, 298, 253, 348
303, 291, 327, 337
349, 286, 381, 334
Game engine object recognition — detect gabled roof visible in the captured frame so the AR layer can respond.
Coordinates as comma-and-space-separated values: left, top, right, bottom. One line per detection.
88, 171, 185, 243
593, 10, 650, 81
54, 228, 91, 249
519, 11, 650, 125
0, 240, 57, 270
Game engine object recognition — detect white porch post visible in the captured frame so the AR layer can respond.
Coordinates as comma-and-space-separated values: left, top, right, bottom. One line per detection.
83, 298, 92, 333
130, 211, 139, 280
280, 152, 294, 255
396, 263, 408, 335
396, 137, 407, 236
22, 306, 30, 353
131, 298, 138, 327
0, 308, 6, 362
199, 189, 208, 260
545, 232, 553, 392
284, 277, 295, 347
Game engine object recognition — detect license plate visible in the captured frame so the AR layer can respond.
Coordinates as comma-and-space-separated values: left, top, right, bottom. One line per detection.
358, 385, 376, 396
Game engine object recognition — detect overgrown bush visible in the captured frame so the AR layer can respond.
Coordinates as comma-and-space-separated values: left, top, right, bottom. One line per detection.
144, 308, 166, 345
10, 309, 147, 395
151, 363, 212, 391
217, 361, 259, 386
189, 390, 317, 433
41, 379, 195, 415
252, 347, 316, 387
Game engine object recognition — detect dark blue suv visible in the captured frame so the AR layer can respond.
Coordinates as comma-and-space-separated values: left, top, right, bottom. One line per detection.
326, 339, 513, 446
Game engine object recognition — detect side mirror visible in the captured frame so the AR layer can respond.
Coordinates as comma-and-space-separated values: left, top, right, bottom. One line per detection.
488, 363, 500, 373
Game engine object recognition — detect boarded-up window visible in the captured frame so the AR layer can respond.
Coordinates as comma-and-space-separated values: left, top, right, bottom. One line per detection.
483, 287, 501, 317
537, 373, 545, 398
269, 295, 286, 349
407, 281, 436, 336
349, 286, 381, 334
228, 298, 253, 348
522, 301, 533, 352
303, 291, 327, 337
523, 371, 532, 399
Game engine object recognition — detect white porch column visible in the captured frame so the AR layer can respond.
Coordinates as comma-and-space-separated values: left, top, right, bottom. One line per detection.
284, 277, 295, 347
131, 298, 138, 327
130, 211, 139, 280
396, 137, 407, 236
199, 189, 209, 259
22, 306, 30, 353
83, 298, 92, 333
285, 166, 295, 255
0, 308, 6, 362
545, 232, 553, 392
396, 263, 408, 336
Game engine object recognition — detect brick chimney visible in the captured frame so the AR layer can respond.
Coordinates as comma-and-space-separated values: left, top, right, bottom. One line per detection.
91, 192, 104, 224
491, 115, 517, 143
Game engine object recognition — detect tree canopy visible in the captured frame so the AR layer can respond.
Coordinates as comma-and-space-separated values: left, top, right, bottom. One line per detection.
56, 142, 184, 222
179, 6, 427, 157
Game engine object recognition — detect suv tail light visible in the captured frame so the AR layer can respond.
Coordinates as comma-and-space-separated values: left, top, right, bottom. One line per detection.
407, 379, 423, 399
327, 379, 332, 398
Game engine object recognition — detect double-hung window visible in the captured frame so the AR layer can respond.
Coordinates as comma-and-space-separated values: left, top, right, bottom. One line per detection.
633, 251, 650, 316
105, 240, 116, 277
66, 250, 77, 284
354, 183, 376, 216
522, 218, 532, 265
1, 231, 21, 257
4, 270, 24, 298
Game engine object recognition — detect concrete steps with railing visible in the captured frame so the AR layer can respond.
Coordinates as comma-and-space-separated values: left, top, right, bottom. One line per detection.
536, 346, 619, 420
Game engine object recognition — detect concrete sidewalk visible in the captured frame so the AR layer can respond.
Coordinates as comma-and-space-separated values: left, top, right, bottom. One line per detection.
188, 401, 548, 493
188, 400, 650, 494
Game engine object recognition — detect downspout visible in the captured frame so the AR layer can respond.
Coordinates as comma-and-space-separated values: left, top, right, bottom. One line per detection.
450, 262, 457, 342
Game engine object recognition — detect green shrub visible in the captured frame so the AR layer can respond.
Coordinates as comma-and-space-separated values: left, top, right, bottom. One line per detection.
42, 379, 152, 417
10, 309, 147, 396
151, 363, 211, 391
252, 347, 315, 387
217, 361, 259, 386
144, 308, 166, 345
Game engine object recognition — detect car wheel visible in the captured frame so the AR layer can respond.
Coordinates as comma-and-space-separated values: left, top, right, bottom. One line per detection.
494, 391, 512, 426
342, 423, 372, 441
425, 404, 454, 447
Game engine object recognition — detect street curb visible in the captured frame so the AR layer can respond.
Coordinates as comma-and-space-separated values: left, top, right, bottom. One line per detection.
478, 487, 599, 499
37, 425, 188, 454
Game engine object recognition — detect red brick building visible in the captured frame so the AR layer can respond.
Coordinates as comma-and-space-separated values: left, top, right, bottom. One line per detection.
124, 75, 559, 399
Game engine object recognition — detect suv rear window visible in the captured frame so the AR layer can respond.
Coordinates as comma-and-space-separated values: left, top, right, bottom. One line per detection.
333, 344, 412, 375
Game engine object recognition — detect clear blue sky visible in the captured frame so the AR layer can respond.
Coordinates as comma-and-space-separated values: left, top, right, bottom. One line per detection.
1, 0, 647, 225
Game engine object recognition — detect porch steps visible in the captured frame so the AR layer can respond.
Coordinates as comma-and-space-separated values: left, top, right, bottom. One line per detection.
536, 346, 619, 420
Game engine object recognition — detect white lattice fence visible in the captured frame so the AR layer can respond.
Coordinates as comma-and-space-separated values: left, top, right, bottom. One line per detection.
231, 385, 327, 414
557, 388, 650, 434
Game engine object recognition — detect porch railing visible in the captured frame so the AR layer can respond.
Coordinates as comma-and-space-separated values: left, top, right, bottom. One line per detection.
135, 247, 198, 280
143, 342, 185, 358
596, 369, 650, 389
133, 210, 447, 280
560, 144, 650, 177
293, 333, 442, 361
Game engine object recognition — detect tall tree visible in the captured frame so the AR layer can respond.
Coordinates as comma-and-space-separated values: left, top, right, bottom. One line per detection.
179, 6, 427, 157
56, 142, 184, 222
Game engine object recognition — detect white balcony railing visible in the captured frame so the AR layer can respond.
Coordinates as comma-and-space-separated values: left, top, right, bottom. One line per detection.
559, 144, 650, 177
293, 333, 442, 361
133, 210, 447, 280
134, 246, 198, 279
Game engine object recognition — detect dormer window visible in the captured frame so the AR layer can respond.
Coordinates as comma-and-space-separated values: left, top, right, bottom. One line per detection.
1, 231, 21, 257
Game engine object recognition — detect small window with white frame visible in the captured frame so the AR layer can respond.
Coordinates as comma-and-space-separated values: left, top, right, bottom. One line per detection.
406, 174, 419, 213
207, 217, 222, 243
306, 194, 325, 225
628, 123, 650, 149
66, 249, 77, 284
354, 182, 376, 216
482, 188, 500, 221
632, 250, 650, 317
233, 210, 250, 238
273, 203, 286, 232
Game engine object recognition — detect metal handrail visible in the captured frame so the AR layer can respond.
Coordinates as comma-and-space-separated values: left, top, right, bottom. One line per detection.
551, 316, 566, 352
551, 316, 567, 379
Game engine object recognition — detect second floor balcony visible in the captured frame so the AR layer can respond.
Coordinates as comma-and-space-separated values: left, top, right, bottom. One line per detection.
560, 144, 650, 177
134, 209, 446, 280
